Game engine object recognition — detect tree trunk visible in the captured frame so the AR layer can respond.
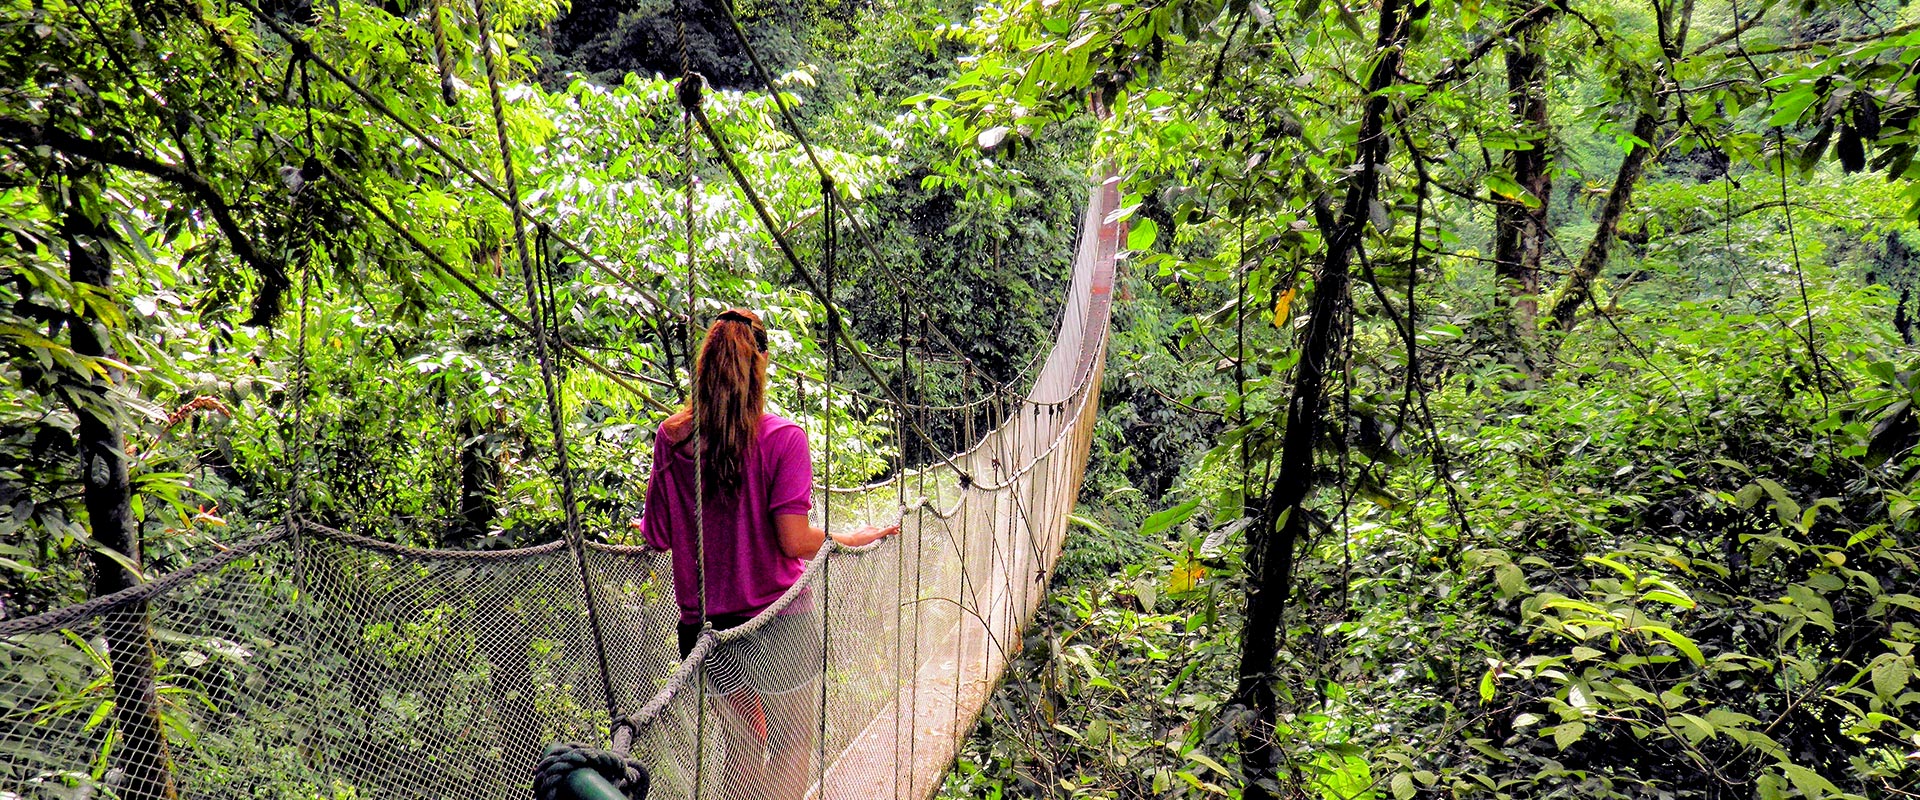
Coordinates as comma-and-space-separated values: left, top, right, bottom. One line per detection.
451, 416, 499, 547
1492, 6, 1553, 370
1548, 110, 1658, 332
63, 206, 180, 800
1233, 1, 1408, 796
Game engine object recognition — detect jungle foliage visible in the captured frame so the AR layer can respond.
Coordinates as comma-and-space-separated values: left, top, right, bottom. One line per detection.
916, 0, 1920, 798
6, 0, 1920, 796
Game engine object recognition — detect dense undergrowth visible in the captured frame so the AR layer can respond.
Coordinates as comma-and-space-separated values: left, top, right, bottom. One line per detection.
8, 0, 1920, 796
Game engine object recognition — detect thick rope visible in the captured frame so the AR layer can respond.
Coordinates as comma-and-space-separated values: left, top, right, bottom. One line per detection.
315, 159, 673, 411
534, 743, 650, 800
664, 26, 709, 785
698, 0, 1026, 407
426, 0, 457, 106
239, 2, 686, 382
682, 106, 975, 482
817, 176, 837, 797
0, 527, 293, 636
473, 0, 621, 724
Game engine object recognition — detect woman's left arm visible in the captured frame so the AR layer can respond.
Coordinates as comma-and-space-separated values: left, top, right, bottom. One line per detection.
775, 516, 899, 560
635, 435, 672, 551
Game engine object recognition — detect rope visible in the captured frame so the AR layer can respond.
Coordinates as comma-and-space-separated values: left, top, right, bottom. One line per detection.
0, 527, 293, 636
667, 11, 708, 790
239, 3, 686, 380
533, 744, 650, 800
695, 0, 1028, 401
817, 174, 836, 798
279, 83, 335, 781
426, 0, 457, 107
474, 0, 621, 724
951, 364, 973, 742
302, 521, 573, 560
909, 311, 929, 795
681, 105, 976, 482
893, 276, 907, 800
315, 160, 674, 413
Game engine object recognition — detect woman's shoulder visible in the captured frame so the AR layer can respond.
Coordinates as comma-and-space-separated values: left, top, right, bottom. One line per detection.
656, 414, 691, 452
758, 413, 807, 447
759, 412, 801, 436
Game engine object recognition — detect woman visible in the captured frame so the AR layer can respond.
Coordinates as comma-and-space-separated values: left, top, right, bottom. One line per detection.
639, 308, 897, 799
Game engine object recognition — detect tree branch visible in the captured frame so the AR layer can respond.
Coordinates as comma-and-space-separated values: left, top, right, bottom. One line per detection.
0, 118, 285, 297
1548, 110, 1658, 332
1686, 0, 1778, 55
1425, 1, 1562, 87
1696, 19, 1920, 61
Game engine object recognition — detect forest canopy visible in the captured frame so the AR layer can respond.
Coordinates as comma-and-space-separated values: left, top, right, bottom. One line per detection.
2, 0, 1919, 796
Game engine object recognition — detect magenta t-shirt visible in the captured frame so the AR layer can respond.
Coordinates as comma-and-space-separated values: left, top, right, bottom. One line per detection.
640, 412, 813, 623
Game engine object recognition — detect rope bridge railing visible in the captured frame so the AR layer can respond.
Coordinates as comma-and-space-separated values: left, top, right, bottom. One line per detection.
0, 172, 1123, 800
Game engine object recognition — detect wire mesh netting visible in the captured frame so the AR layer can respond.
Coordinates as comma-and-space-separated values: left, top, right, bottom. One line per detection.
0, 173, 1122, 800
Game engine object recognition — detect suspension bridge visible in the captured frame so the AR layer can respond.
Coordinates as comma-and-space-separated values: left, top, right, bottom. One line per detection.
0, 171, 1119, 799
0, 5, 1126, 790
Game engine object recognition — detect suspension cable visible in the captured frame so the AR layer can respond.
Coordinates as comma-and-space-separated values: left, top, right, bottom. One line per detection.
474, 0, 621, 724
682, 102, 977, 481
238, 2, 685, 376
818, 172, 837, 798
698, 0, 1027, 387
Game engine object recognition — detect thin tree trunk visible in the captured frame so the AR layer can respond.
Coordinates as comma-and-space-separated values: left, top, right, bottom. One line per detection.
451, 416, 499, 547
1548, 110, 1658, 331
1233, 1, 1408, 795
63, 206, 180, 800
1493, 5, 1553, 368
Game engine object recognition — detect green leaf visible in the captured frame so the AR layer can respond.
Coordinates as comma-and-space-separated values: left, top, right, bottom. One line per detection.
1141, 495, 1202, 538
1132, 577, 1158, 612
1642, 589, 1696, 609
1872, 656, 1911, 699
1638, 624, 1706, 666
1478, 667, 1497, 703
1780, 763, 1840, 798
1390, 772, 1414, 800
83, 699, 114, 731
1128, 218, 1160, 251
1756, 478, 1801, 525
1673, 712, 1716, 744
1185, 750, 1231, 777
1768, 86, 1820, 127
1551, 721, 1587, 750
1583, 554, 1636, 580
1483, 171, 1540, 208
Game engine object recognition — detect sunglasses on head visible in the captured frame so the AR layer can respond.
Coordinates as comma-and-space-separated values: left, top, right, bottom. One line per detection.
716, 310, 768, 352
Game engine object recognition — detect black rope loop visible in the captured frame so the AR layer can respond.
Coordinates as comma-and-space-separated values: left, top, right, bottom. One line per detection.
675, 72, 705, 111
533, 743, 650, 800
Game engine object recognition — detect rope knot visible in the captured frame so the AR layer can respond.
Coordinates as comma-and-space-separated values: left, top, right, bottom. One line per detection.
675, 73, 706, 111
533, 743, 649, 800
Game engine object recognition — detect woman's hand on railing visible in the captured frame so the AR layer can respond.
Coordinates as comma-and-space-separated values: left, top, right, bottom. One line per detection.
833, 524, 901, 548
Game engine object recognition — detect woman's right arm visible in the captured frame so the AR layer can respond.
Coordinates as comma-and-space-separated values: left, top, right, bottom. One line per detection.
636, 433, 672, 551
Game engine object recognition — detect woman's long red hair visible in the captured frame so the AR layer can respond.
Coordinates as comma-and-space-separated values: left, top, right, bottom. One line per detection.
664, 308, 768, 497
